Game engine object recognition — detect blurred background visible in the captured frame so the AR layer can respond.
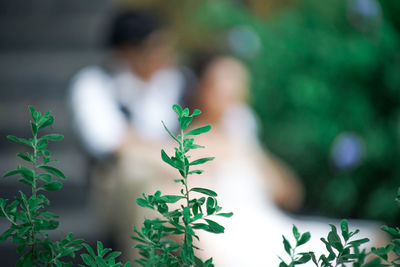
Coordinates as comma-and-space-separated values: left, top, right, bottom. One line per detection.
0, 0, 399, 264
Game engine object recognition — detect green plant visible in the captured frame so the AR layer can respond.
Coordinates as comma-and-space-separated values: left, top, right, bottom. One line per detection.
0, 106, 130, 267
187, 0, 400, 224
132, 104, 233, 267
279, 188, 400, 267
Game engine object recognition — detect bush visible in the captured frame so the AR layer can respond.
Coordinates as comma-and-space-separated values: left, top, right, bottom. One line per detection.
190, 0, 400, 223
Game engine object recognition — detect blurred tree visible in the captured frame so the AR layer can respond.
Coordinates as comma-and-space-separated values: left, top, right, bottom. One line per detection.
186, 0, 400, 224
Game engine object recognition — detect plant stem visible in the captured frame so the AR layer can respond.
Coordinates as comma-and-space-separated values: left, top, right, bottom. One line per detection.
334, 241, 348, 267
0, 206, 17, 226
30, 124, 38, 264
180, 130, 190, 206
290, 246, 296, 265
179, 129, 194, 265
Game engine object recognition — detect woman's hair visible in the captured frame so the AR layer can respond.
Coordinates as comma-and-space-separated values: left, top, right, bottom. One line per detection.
191, 51, 230, 81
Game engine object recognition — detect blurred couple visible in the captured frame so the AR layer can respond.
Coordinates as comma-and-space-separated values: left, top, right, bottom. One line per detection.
69, 9, 383, 266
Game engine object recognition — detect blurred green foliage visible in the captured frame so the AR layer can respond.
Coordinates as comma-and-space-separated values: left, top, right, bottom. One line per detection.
192, 0, 400, 223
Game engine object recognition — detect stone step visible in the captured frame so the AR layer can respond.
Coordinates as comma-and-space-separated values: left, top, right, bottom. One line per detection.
0, 99, 89, 187
0, 182, 89, 211
0, 51, 105, 84
0, 103, 75, 149
0, 81, 66, 102
0, 0, 110, 16
0, 13, 111, 51
0, 146, 88, 186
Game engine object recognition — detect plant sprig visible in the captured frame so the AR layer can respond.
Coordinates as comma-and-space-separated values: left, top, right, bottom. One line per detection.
0, 106, 83, 266
0, 106, 130, 267
279, 188, 400, 267
133, 104, 233, 267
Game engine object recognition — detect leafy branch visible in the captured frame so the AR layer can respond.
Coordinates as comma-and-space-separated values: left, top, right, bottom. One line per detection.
279, 188, 400, 267
0, 106, 130, 267
133, 104, 233, 267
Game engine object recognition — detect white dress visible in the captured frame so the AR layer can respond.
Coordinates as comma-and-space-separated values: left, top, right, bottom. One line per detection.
194, 104, 381, 266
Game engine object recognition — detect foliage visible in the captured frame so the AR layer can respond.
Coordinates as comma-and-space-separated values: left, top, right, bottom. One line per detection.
189, 0, 400, 224
0, 106, 130, 267
1, 105, 229, 266
132, 104, 232, 267
279, 189, 400, 266
80, 242, 129, 267
251, 0, 400, 223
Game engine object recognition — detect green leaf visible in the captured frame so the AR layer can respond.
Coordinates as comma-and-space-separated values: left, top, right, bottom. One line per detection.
4, 169, 20, 178
204, 219, 224, 233
348, 238, 369, 247
83, 243, 96, 258
6, 135, 32, 147
37, 138, 48, 150
136, 198, 154, 210
19, 166, 34, 181
39, 211, 59, 219
206, 197, 215, 215
190, 187, 218, 197
29, 106, 42, 123
160, 195, 184, 203
190, 157, 215, 166
162, 121, 179, 143
19, 178, 32, 187
183, 207, 191, 224
173, 104, 183, 117
180, 116, 193, 130
189, 170, 204, 175
41, 134, 64, 141
31, 122, 38, 136
381, 225, 400, 237
282, 235, 291, 255
297, 232, 311, 246
182, 108, 189, 116
96, 241, 104, 256
192, 109, 201, 116
0, 198, 6, 216
186, 125, 212, 136
0, 228, 14, 241
29, 106, 39, 120
81, 253, 96, 266
4, 166, 33, 181
328, 224, 343, 252
16, 244, 26, 253
161, 149, 184, 171
104, 251, 121, 261
340, 219, 349, 241
39, 166, 66, 179
363, 258, 384, 267
294, 253, 311, 264
38, 115, 54, 130
37, 173, 52, 183
6, 200, 18, 214
35, 219, 59, 231
292, 225, 300, 241
43, 150, 51, 157
216, 212, 233, 217
192, 223, 210, 231
17, 152, 32, 163
41, 181, 63, 192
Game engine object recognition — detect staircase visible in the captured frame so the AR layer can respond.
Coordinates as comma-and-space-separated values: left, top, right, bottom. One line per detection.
0, 0, 116, 264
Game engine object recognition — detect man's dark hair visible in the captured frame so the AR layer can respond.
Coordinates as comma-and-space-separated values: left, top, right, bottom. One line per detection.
108, 10, 164, 47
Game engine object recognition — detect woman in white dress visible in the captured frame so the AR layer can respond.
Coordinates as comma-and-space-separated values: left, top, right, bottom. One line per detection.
185, 55, 384, 266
